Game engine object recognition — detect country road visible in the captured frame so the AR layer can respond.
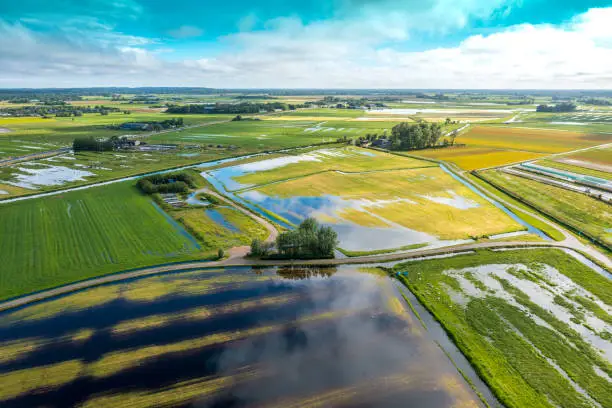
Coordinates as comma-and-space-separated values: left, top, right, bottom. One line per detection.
0, 240, 591, 314
0, 147, 72, 167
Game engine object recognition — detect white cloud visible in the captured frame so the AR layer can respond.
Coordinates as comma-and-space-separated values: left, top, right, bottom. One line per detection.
168, 25, 203, 39
1, 5, 612, 88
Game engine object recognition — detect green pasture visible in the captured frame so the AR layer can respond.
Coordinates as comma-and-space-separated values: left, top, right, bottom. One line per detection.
0, 182, 213, 301
395, 248, 612, 408
148, 118, 372, 149
0, 112, 233, 159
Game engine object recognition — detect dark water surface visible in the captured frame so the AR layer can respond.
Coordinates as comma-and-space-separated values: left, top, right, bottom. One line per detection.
0, 266, 488, 408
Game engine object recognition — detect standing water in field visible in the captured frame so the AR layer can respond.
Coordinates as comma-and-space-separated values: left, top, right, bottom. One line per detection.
0, 266, 493, 408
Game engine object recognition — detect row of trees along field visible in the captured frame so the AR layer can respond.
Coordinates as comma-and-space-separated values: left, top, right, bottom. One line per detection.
0, 104, 122, 117
251, 218, 339, 259
137, 172, 196, 194
390, 122, 443, 150
536, 102, 577, 112
166, 102, 301, 114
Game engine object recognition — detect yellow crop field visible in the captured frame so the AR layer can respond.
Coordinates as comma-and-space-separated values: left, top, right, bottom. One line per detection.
415, 147, 545, 170
252, 167, 524, 239
458, 125, 611, 153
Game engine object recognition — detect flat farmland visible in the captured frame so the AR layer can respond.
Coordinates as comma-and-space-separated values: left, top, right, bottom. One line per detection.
458, 125, 611, 153
414, 146, 545, 170
395, 248, 612, 408
559, 146, 612, 169
228, 147, 432, 190
536, 159, 612, 181
215, 149, 526, 248
250, 167, 524, 239
480, 169, 612, 247
0, 113, 232, 160
0, 181, 209, 301
149, 118, 396, 150
0, 148, 246, 198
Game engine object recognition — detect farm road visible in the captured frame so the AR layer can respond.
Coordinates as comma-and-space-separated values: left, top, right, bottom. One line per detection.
0, 240, 596, 314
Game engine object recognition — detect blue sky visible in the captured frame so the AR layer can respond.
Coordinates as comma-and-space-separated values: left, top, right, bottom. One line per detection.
1, 0, 611, 88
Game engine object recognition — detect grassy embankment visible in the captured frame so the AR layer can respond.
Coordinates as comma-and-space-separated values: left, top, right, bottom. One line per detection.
465, 172, 566, 241
395, 248, 612, 408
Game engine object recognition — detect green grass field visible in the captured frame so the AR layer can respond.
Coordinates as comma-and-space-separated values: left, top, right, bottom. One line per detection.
0, 113, 233, 159
395, 248, 612, 408
0, 182, 214, 301
147, 116, 401, 150
480, 169, 612, 247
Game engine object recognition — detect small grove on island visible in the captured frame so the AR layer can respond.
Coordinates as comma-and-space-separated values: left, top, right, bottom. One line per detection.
137, 171, 196, 194
250, 218, 339, 259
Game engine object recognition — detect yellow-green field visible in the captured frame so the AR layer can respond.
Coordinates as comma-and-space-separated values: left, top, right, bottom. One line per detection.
414, 146, 545, 170
232, 146, 433, 189
220, 149, 526, 243
251, 167, 524, 239
412, 125, 611, 170
459, 125, 610, 154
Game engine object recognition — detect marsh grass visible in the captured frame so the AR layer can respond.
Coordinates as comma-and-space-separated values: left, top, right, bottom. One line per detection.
395, 248, 612, 408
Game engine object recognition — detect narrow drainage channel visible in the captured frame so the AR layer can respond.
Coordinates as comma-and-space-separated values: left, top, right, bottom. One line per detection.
440, 164, 550, 240
203, 172, 294, 230
392, 278, 504, 408
151, 201, 201, 249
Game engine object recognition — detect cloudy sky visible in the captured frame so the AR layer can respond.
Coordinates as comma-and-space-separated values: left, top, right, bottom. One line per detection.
1, 0, 611, 88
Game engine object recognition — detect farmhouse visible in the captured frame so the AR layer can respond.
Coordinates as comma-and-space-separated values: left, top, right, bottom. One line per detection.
371, 138, 391, 149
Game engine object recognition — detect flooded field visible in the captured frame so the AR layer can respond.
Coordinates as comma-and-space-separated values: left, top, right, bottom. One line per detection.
201, 147, 531, 253
0, 266, 488, 408
396, 248, 612, 408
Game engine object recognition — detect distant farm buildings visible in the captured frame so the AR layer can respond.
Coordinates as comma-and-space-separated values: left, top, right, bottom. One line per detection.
371, 138, 391, 149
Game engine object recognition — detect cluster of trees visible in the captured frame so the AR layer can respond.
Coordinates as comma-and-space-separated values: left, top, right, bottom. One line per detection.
536, 103, 577, 112
274, 218, 338, 259
137, 172, 196, 195
389, 122, 443, 150
0, 104, 121, 118
73, 137, 115, 152
111, 118, 184, 131
231, 115, 261, 122
73, 135, 141, 152
580, 98, 612, 106
166, 102, 295, 114
249, 239, 275, 257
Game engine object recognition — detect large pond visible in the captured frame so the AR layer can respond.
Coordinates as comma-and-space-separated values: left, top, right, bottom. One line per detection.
0, 266, 492, 408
